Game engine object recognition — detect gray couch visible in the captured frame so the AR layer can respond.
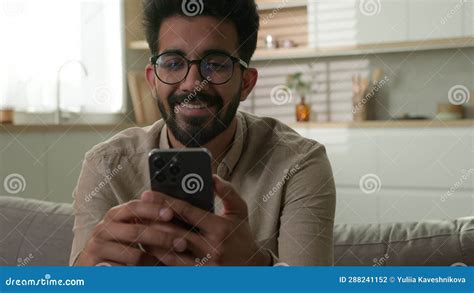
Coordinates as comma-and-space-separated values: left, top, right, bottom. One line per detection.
1, 196, 473, 266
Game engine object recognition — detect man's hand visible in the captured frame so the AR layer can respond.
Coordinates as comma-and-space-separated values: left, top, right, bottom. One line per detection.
141, 175, 272, 266
74, 198, 194, 266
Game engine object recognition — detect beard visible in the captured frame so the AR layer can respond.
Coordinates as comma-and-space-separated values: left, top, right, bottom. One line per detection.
156, 89, 241, 147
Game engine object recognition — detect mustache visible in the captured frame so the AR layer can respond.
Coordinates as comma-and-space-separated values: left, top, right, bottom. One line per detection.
168, 92, 223, 108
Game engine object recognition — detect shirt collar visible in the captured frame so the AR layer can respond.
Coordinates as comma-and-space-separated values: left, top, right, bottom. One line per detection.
157, 112, 246, 178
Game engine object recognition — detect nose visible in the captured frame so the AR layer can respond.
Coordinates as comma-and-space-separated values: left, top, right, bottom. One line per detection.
179, 62, 206, 93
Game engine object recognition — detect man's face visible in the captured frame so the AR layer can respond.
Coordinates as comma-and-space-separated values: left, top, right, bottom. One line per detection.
146, 16, 250, 147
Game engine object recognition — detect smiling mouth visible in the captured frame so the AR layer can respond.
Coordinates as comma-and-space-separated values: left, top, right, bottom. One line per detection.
174, 100, 216, 116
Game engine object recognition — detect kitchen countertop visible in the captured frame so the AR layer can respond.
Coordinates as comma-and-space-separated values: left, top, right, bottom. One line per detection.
0, 123, 143, 133
1, 119, 473, 133
289, 119, 474, 129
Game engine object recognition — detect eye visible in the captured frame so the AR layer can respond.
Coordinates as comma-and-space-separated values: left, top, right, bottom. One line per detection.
204, 58, 231, 72
158, 56, 186, 71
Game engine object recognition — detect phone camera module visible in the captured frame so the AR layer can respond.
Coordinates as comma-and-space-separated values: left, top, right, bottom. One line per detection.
154, 171, 167, 183
169, 164, 181, 175
153, 157, 166, 169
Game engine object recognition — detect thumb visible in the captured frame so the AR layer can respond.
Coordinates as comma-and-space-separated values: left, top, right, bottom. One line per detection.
213, 175, 248, 217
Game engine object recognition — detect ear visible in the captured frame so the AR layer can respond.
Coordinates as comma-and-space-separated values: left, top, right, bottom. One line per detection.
145, 64, 157, 91
240, 68, 258, 102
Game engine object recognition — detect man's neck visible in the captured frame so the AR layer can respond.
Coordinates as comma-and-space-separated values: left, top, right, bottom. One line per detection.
167, 118, 238, 173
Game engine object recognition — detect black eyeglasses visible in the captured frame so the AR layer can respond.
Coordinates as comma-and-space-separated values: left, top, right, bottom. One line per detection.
150, 52, 248, 85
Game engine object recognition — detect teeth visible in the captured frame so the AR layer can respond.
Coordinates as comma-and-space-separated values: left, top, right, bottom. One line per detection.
181, 102, 207, 109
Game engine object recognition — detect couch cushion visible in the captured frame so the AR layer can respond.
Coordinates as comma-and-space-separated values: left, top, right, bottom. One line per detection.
334, 217, 474, 266
0, 196, 74, 266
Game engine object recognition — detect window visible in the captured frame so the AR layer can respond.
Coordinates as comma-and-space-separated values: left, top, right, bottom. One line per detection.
0, 0, 124, 114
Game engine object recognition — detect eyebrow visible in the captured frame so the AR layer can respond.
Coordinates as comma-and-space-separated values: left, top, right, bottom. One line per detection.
158, 48, 234, 58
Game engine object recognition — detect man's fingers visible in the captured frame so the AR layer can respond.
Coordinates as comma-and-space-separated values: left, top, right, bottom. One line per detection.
213, 175, 248, 217
104, 199, 171, 223
150, 247, 197, 266
88, 240, 143, 266
142, 191, 220, 233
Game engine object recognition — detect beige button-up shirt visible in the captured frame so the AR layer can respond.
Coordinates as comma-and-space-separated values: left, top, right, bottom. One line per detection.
70, 111, 336, 266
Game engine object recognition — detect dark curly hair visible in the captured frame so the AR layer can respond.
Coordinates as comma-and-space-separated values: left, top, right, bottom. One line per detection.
142, 0, 259, 63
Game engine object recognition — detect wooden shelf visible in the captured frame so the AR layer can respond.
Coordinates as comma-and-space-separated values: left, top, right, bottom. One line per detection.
289, 119, 474, 129
252, 37, 474, 61
128, 37, 474, 60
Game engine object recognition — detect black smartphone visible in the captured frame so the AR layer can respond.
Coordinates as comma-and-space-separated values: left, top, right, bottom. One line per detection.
148, 148, 214, 230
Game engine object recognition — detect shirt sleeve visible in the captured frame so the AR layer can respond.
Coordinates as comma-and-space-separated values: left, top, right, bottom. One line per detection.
69, 153, 117, 266
278, 143, 336, 266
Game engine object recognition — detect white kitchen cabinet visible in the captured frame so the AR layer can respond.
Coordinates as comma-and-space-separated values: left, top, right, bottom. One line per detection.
308, 0, 409, 48
354, 0, 409, 45
377, 128, 473, 190
464, 0, 474, 37
408, 0, 464, 40
295, 125, 474, 224
302, 128, 378, 186
0, 133, 47, 200
0, 128, 119, 203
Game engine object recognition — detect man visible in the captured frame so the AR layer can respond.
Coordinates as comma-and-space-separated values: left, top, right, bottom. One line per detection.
70, 0, 336, 266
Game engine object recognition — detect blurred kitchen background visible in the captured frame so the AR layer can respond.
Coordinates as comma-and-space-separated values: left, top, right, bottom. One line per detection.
0, 0, 473, 224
